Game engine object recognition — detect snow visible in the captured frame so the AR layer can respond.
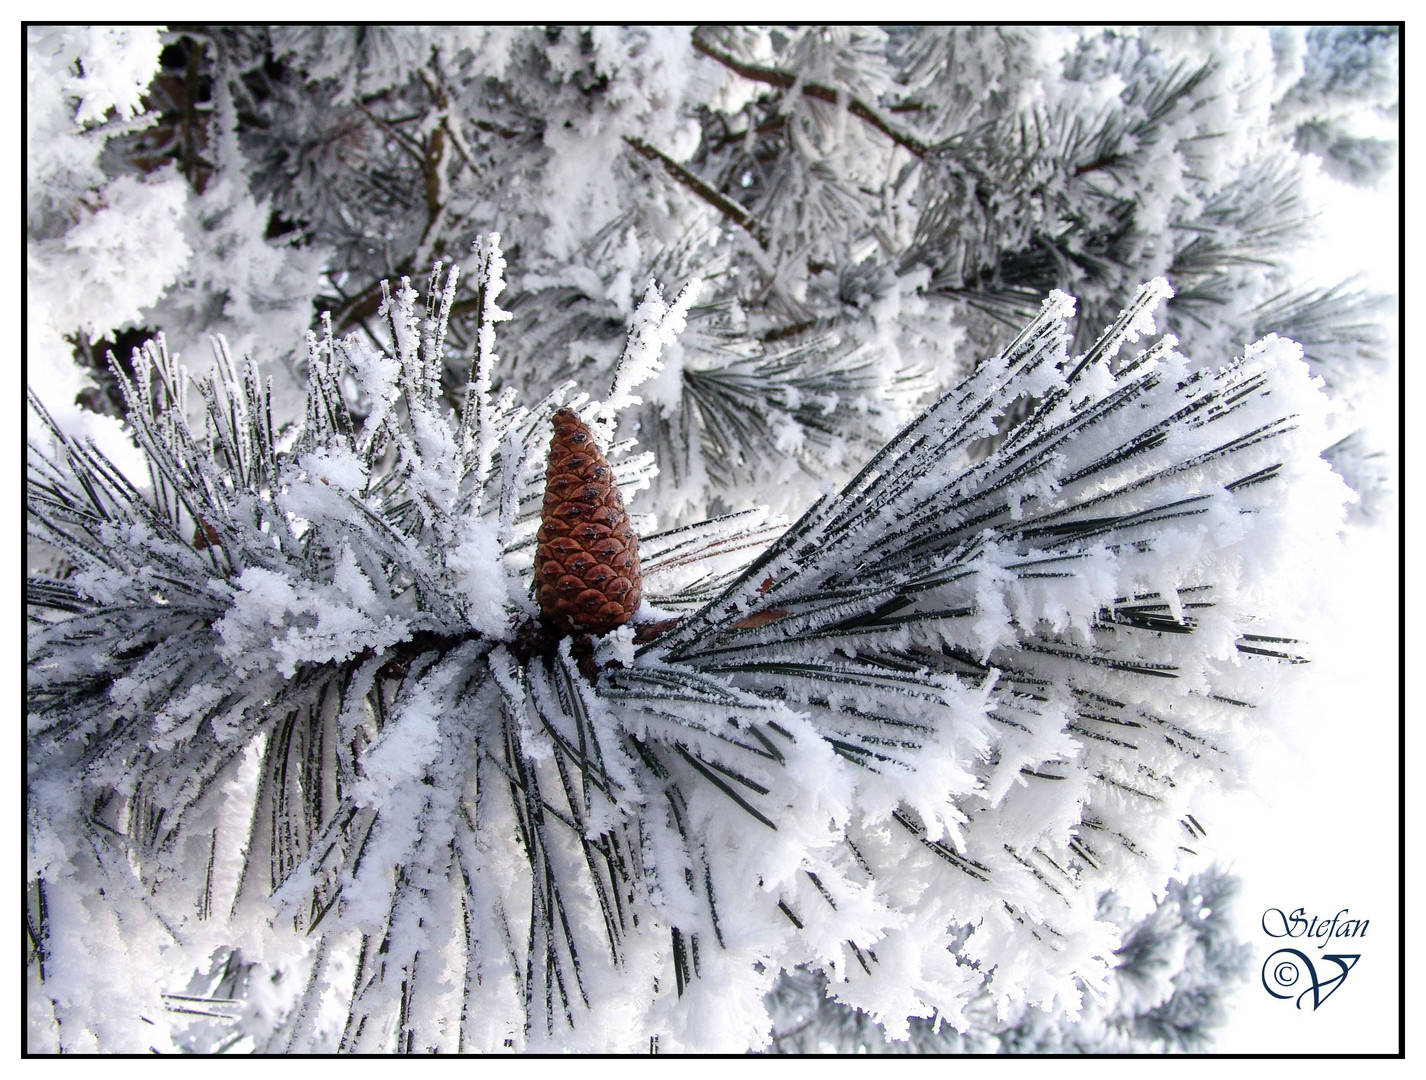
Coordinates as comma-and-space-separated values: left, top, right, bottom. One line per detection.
23, 24, 1397, 1056
605, 278, 704, 416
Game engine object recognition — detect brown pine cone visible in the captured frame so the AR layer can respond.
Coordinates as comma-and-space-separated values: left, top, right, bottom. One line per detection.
533, 408, 642, 635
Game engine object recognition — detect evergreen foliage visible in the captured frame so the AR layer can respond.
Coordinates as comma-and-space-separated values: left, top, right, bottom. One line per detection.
765, 865, 1251, 1053
26, 24, 1394, 1054
31, 25, 1395, 517
29, 241, 1348, 1051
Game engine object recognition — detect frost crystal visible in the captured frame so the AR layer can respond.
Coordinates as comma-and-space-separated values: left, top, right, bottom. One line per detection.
28, 236, 1347, 1052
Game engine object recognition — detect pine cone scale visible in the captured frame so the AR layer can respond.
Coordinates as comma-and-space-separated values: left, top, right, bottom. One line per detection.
534, 408, 643, 634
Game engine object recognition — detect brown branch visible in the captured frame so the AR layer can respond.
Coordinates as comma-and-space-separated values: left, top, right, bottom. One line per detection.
1074, 153, 1127, 177
422, 123, 447, 225
623, 136, 769, 249
328, 279, 391, 333
354, 100, 426, 167
758, 318, 820, 344
417, 68, 454, 216
689, 30, 932, 160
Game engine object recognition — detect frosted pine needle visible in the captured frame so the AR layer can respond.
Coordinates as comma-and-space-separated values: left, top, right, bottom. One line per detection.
26, 240, 1348, 1053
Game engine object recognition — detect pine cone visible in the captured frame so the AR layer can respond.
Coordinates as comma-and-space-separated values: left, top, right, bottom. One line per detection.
533, 408, 642, 635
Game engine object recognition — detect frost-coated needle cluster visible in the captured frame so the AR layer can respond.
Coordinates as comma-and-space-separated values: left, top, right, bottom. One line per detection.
766, 864, 1251, 1053
27, 233, 1349, 1052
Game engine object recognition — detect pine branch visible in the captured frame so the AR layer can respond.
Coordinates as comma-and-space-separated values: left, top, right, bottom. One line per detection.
690, 28, 932, 159
625, 135, 770, 249
27, 239, 1343, 1053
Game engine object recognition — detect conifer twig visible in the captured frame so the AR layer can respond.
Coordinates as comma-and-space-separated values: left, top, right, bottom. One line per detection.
689, 28, 932, 159
623, 136, 770, 249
